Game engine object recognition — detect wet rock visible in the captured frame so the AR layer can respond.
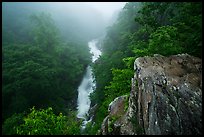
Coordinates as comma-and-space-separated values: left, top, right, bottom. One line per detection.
88, 104, 98, 120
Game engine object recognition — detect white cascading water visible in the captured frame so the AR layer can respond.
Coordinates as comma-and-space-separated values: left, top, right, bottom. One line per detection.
77, 39, 101, 130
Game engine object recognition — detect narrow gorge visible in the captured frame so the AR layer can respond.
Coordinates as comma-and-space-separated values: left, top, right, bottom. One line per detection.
2, 2, 202, 135
77, 40, 101, 131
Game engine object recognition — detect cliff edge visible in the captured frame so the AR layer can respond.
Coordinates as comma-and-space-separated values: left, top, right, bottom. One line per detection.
100, 54, 202, 135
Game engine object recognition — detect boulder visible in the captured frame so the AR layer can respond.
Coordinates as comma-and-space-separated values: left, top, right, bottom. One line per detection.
100, 95, 129, 135
101, 54, 202, 135
132, 54, 202, 135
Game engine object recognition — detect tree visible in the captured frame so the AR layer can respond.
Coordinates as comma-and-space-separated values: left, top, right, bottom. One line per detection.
104, 68, 133, 100
2, 113, 25, 135
3, 107, 81, 135
90, 2, 202, 135
29, 12, 60, 53
148, 25, 183, 56
2, 12, 91, 123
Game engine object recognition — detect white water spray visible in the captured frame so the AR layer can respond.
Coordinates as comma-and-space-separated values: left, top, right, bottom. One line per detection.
77, 39, 101, 130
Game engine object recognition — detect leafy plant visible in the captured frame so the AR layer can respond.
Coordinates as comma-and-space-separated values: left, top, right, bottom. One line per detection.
108, 115, 120, 133
16, 107, 81, 135
148, 25, 183, 56
2, 113, 25, 135
2, 12, 91, 122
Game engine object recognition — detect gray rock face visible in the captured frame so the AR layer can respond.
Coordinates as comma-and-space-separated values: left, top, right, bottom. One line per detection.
108, 96, 128, 117
100, 95, 130, 135
101, 54, 202, 135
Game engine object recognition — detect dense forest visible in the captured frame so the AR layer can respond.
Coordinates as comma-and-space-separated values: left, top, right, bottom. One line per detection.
2, 2, 202, 135
2, 2, 105, 134
86, 2, 202, 134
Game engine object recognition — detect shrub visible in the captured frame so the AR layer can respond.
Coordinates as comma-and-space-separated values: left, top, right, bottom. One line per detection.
16, 107, 80, 135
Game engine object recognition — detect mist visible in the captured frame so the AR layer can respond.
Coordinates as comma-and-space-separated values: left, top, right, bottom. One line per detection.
3, 2, 202, 135
2, 2, 127, 127
3, 2, 126, 43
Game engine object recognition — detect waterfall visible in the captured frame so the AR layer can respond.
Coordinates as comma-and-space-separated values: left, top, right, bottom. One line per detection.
76, 39, 101, 130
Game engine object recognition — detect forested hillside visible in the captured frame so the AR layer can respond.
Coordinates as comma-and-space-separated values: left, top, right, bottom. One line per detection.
2, 2, 105, 135
2, 2, 107, 44
2, 2, 202, 135
2, 11, 92, 134
86, 2, 202, 134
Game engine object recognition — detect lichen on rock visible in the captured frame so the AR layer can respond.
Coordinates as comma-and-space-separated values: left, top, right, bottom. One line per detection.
101, 54, 202, 135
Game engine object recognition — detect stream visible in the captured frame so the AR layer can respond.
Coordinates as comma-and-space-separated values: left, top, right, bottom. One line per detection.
76, 39, 101, 131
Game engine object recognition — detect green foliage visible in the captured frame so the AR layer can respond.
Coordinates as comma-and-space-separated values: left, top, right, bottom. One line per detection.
135, 2, 202, 57
90, 4, 140, 113
2, 113, 25, 135
172, 3, 202, 57
83, 97, 112, 135
2, 12, 91, 123
122, 57, 136, 69
91, 51, 125, 105
2, 107, 81, 135
133, 48, 149, 57
83, 121, 100, 135
3, 2, 201, 135
82, 122, 93, 135
104, 68, 133, 101
148, 25, 183, 56
90, 2, 201, 134
16, 107, 81, 135
29, 13, 60, 52
89, 68, 133, 134
108, 115, 121, 133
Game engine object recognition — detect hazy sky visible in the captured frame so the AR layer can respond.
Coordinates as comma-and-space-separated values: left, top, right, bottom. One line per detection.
53, 2, 127, 20
84, 2, 127, 19
3, 2, 127, 41
3, 2, 127, 22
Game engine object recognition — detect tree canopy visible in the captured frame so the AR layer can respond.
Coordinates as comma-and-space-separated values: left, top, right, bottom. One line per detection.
87, 2, 202, 134
2, 13, 91, 132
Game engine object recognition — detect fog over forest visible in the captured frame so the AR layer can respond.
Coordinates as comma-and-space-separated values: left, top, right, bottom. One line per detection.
2, 2, 128, 135
2, 2, 201, 135
3, 2, 126, 43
